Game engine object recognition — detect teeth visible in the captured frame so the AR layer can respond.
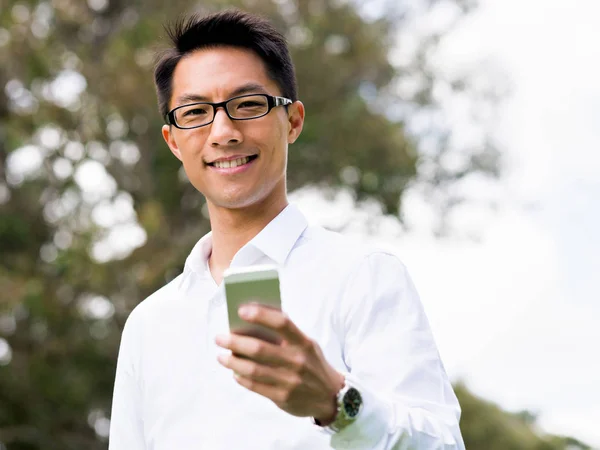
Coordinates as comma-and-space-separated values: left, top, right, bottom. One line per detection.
214, 157, 250, 169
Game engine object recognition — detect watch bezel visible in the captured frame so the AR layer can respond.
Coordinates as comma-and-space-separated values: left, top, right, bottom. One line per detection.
342, 386, 362, 418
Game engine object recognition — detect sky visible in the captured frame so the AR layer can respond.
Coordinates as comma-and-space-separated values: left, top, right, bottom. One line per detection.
298, 0, 600, 445
426, 1, 600, 445
3, 0, 598, 445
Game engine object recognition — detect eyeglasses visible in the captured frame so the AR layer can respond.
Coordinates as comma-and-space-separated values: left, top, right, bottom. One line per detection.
165, 94, 293, 130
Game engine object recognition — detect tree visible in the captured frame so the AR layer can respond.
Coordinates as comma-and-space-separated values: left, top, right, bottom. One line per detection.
454, 382, 591, 450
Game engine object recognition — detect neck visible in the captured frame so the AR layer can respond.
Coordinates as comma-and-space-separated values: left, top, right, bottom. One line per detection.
207, 193, 288, 284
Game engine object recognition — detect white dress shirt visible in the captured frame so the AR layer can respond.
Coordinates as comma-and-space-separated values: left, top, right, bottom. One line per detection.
109, 204, 465, 449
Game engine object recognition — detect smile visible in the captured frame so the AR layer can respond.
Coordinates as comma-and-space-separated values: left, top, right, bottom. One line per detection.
212, 155, 255, 168
207, 155, 258, 172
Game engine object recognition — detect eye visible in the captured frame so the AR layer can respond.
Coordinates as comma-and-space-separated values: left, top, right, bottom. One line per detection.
237, 99, 267, 109
183, 107, 209, 116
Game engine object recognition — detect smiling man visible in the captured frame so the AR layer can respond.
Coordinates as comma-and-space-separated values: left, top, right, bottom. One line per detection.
108, 9, 465, 450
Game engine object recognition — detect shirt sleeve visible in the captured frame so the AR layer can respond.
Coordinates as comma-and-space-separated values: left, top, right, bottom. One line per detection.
109, 311, 146, 450
325, 252, 465, 449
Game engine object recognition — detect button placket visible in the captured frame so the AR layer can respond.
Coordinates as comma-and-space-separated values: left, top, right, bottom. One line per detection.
207, 288, 228, 374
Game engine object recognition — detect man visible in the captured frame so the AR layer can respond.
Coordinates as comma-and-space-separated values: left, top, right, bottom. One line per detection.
109, 9, 465, 450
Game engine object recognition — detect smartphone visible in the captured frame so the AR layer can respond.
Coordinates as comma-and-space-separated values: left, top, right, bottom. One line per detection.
223, 264, 282, 344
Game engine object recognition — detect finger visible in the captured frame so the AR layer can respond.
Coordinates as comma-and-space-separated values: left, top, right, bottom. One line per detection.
215, 333, 289, 366
218, 354, 291, 385
234, 373, 290, 406
238, 304, 307, 345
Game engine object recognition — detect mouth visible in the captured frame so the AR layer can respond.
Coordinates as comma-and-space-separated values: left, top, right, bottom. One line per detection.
206, 154, 258, 170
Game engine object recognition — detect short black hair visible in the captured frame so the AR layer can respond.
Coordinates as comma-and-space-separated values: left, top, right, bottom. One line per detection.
154, 9, 298, 119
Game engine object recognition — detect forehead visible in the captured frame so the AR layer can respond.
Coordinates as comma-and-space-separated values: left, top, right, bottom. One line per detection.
170, 46, 278, 105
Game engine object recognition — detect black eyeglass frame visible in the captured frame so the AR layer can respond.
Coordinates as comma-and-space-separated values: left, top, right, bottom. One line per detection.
165, 94, 293, 129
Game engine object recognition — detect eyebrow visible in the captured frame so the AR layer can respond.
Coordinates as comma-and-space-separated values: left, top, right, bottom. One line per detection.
175, 83, 270, 105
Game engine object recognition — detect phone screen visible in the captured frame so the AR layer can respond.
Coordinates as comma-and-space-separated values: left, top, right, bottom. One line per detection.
223, 265, 282, 344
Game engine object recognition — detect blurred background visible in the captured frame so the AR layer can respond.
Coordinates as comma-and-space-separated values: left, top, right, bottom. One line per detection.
0, 0, 598, 448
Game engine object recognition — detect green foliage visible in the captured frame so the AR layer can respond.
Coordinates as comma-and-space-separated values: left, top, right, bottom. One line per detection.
455, 382, 591, 450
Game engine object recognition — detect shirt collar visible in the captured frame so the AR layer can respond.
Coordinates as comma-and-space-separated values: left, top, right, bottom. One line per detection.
246, 203, 308, 266
183, 204, 308, 277
183, 231, 214, 277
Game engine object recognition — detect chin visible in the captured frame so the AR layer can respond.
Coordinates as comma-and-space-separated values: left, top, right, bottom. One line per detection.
210, 192, 266, 210
203, 179, 285, 212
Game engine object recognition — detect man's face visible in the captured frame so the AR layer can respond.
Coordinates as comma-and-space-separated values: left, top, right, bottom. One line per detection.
162, 46, 304, 212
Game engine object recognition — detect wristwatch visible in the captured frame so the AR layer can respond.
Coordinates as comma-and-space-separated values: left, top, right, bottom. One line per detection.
314, 381, 363, 433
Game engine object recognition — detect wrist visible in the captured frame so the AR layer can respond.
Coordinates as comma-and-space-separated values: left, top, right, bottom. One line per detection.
314, 399, 337, 426
314, 372, 345, 426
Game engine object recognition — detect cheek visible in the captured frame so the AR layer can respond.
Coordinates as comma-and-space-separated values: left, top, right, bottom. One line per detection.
175, 139, 207, 188
253, 120, 288, 163
176, 134, 204, 164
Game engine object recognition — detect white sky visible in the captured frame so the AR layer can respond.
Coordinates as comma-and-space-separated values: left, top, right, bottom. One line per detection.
432, 0, 600, 445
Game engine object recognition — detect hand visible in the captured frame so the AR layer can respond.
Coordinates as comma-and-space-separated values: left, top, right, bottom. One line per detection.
215, 304, 345, 424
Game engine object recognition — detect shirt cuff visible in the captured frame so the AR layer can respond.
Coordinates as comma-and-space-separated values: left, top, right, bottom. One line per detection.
313, 372, 392, 449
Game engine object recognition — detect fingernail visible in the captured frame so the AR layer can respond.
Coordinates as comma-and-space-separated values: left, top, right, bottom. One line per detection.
238, 305, 252, 319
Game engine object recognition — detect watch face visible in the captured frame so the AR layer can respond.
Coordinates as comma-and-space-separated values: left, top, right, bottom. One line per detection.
343, 387, 362, 418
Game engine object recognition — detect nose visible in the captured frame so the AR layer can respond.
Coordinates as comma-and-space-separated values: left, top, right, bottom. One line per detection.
209, 107, 243, 147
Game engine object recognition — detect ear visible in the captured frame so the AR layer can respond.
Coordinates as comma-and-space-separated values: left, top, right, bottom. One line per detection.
162, 124, 183, 161
286, 101, 305, 144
